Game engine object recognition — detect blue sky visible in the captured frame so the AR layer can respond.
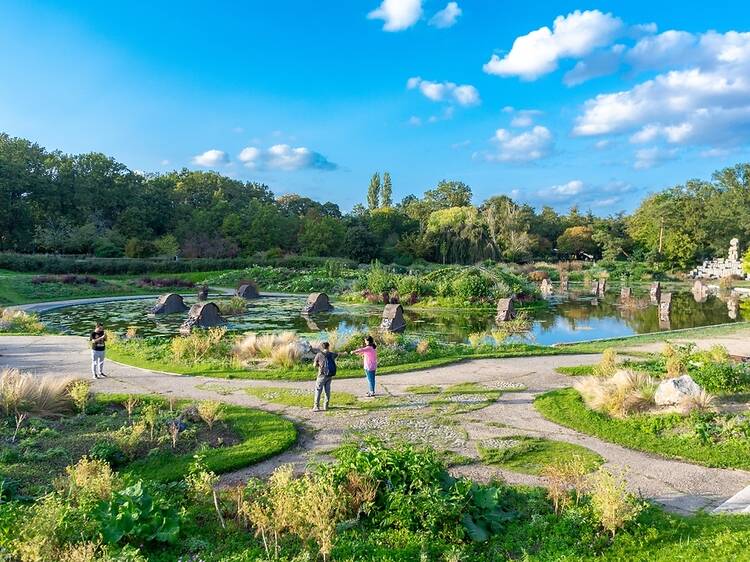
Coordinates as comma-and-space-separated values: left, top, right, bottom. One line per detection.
1, 1, 749, 213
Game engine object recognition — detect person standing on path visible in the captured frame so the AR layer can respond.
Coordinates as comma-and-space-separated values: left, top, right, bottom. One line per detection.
90, 322, 107, 380
352, 335, 378, 397
312, 342, 340, 412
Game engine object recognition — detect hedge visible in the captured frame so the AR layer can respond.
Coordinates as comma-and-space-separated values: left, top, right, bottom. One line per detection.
0, 253, 357, 275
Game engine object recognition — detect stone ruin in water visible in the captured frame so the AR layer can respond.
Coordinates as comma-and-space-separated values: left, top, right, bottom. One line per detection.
197, 285, 209, 301
620, 287, 632, 300
180, 302, 226, 334
649, 282, 661, 304
692, 279, 709, 303
151, 293, 189, 315
495, 298, 516, 323
235, 280, 260, 299
539, 278, 553, 297
691, 238, 748, 279
380, 304, 406, 333
302, 292, 334, 314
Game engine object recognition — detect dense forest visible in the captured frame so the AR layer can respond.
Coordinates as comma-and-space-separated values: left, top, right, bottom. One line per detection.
1, 132, 749, 269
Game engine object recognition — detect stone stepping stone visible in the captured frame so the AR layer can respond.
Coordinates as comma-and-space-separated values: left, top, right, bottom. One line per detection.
713, 485, 750, 514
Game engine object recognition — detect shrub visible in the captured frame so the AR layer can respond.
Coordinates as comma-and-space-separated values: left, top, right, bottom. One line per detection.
365, 261, 397, 295
468, 332, 486, 348
89, 440, 127, 468
67, 381, 91, 414
527, 270, 549, 282
135, 276, 194, 288
451, 271, 494, 303
114, 422, 147, 460
63, 456, 115, 502
0, 309, 45, 334
589, 468, 643, 537
217, 296, 248, 315
540, 455, 589, 514
416, 340, 430, 355
691, 361, 750, 393
593, 348, 618, 376
197, 400, 223, 430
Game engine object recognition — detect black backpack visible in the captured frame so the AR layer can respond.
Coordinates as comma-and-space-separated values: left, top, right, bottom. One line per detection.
325, 352, 337, 376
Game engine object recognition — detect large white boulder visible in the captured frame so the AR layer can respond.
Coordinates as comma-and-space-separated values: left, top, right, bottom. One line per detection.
654, 375, 702, 406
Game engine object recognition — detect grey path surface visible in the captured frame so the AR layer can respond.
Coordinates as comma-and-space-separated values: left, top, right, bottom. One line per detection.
2, 334, 750, 515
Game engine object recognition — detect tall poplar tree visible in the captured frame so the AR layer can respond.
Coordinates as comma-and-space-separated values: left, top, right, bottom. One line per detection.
381, 172, 393, 207
367, 172, 381, 210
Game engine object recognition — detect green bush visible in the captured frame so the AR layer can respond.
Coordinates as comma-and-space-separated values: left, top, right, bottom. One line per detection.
89, 440, 127, 468
690, 361, 750, 393
451, 271, 495, 303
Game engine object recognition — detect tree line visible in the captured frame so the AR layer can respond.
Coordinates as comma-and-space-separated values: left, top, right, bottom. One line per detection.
1, 132, 748, 268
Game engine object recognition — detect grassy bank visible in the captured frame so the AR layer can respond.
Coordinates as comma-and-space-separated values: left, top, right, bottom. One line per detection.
535, 388, 750, 470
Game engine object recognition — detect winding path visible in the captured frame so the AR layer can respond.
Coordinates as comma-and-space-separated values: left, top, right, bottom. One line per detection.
3, 332, 750, 515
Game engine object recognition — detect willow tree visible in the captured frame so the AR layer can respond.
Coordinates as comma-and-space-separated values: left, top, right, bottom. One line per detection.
426, 206, 496, 264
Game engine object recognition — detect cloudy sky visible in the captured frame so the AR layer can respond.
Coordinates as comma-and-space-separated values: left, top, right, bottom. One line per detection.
1, 0, 749, 213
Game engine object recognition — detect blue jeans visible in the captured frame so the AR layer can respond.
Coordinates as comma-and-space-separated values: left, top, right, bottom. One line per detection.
365, 370, 376, 394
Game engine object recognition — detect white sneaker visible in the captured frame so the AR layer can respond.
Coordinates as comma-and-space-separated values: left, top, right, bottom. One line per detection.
312, 407, 320, 412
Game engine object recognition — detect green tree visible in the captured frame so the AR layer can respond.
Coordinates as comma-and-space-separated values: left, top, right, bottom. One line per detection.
424, 180, 472, 209
381, 172, 393, 207
425, 206, 495, 264
557, 226, 597, 257
367, 173, 381, 210
298, 212, 345, 256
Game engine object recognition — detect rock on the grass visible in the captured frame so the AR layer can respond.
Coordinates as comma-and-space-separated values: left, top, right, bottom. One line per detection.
654, 375, 702, 406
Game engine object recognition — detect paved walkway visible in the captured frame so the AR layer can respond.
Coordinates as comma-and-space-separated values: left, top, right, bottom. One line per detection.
3, 334, 750, 514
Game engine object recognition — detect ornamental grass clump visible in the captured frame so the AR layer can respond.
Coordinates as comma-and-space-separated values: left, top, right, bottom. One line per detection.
269, 341, 302, 368
0, 308, 45, 334
232, 331, 299, 362
574, 370, 657, 418
0, 367, 75, 415
171, 327, 226, 365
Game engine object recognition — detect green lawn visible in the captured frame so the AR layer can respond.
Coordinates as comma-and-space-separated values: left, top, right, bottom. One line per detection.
535, 388, 750, 469
477, 435, 603, 475
108, 338, 567, 381
0, 269, 213, 306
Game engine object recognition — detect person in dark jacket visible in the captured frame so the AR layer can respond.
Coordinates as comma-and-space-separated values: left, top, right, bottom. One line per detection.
89, 322, 107, 379
312, 342, 342, 411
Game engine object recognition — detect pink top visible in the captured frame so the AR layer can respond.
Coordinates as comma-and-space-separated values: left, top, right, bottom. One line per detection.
353, 346, 378, 371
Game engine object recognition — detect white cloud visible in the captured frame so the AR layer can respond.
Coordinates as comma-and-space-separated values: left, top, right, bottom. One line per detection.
574, 31, 750, 149
594, 139, 612, 149
429, 2, 461, 29
192, 149, 229, 167
238, 144, 337, 171
451, 139, 471, 149
407, 76, 480, 106
502, 107, 542, 127
232, 127, 245, 134
483, 10, 623, 80
408, 115, 422, 126
160, 159, 170, 166
533, 179, 636, 208
368, 0, 422, 31
634, 147, 678, 169
486, 125, 554, 162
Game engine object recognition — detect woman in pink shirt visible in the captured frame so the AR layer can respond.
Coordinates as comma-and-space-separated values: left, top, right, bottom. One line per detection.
353, 335, 378, 396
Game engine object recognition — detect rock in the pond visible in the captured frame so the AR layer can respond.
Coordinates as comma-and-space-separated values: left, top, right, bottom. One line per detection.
380, 304, 406, 333
302, 292, 333, 314
235, 280, 260, 300
179, 302, 226, 333
654, 375, 702, 406
151, 293, 189, 315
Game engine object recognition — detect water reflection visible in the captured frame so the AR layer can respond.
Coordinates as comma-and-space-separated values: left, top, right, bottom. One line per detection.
41, 288, 748, 345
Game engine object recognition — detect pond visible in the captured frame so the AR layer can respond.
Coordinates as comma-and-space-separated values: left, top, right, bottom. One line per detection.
40, 287, 748, 345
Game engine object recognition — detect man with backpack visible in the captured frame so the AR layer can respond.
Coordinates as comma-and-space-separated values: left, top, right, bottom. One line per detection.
312, 342, 342, 412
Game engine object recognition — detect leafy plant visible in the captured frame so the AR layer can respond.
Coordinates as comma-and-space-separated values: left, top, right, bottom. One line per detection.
589, 468, 643, 537
197, 400, 223, 430
95, 481, 181, 544
460, 484, 518, 542
67, 381, 91, 414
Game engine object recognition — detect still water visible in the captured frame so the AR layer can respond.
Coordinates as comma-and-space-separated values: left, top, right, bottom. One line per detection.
41, 288, 747, 345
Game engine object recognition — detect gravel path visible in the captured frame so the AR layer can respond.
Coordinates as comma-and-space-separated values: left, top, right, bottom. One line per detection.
2, 334, 750, 515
